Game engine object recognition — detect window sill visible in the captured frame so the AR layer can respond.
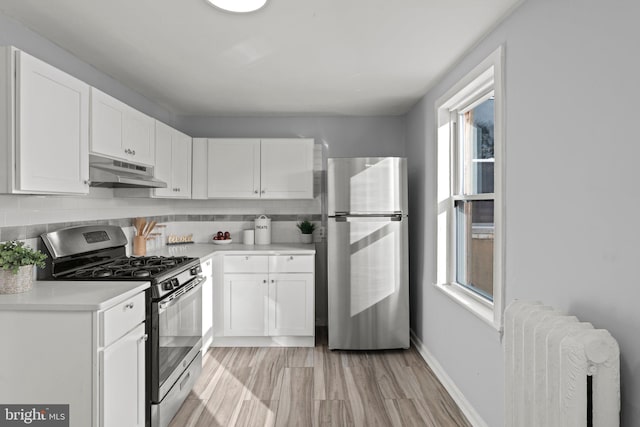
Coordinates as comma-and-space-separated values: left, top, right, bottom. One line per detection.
434, 282, 501, 332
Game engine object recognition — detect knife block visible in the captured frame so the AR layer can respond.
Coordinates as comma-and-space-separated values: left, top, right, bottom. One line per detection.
133, 236, 146, 256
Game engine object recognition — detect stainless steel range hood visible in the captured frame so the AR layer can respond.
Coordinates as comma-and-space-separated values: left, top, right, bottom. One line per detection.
89, 157, 167, 189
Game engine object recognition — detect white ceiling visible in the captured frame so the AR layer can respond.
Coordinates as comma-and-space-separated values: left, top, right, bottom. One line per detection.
0, 0, 521, 117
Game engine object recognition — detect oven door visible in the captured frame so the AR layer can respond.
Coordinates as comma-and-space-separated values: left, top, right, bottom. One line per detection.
151, 276, 204, 403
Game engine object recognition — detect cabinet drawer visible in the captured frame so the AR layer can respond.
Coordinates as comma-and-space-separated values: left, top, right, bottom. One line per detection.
224, 255, 268, 273
101, 293, 145, 347
269, 255, 314, 273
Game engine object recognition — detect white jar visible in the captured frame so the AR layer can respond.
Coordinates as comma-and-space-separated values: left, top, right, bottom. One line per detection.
243, 229, 255, 245
254, 215, 271, 245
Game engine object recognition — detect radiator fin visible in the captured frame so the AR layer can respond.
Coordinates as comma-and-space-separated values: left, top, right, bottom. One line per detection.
504, 300, 620, 427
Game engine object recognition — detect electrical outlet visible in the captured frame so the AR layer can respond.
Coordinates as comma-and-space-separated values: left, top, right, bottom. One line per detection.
318, 226, 326, 239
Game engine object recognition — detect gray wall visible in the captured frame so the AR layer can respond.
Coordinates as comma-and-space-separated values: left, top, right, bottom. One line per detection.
177, 116, 406, 158
0, 12, 175, 127
406, 0, 640, 425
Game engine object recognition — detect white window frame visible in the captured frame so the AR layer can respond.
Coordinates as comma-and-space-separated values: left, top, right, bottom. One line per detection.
435, 46, 505, 331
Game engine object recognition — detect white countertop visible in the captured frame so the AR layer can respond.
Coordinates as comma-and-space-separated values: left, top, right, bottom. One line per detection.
0, 280, 150, 311
0, 243, 313, 312
147, 242, 316, 260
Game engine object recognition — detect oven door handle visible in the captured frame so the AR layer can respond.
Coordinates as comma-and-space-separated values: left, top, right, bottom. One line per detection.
158, 275, 205, 312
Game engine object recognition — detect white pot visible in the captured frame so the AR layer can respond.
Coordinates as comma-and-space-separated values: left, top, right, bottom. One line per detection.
300, 233, 313, 244
0, 265, 34, 294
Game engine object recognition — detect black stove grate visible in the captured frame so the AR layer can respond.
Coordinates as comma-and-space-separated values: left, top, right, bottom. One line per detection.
59, 255, 198, 281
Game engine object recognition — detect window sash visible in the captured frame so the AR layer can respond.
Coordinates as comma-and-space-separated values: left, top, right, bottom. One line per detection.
435, 45, 504, 331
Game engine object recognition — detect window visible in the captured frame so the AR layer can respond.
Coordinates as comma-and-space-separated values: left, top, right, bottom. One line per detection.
435, 46, 504, 329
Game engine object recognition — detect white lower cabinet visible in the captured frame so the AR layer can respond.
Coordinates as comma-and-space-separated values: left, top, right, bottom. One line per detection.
0, 289, 147, 427
220, 254, 315, 345
268, 273, 314, 336
224, 273, 268, 336
201, 257, 214, 353
100, 323, 146, 427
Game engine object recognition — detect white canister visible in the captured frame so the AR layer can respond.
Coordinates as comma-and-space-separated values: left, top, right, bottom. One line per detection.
243, 229, 255, 245
254, 215, 271, 245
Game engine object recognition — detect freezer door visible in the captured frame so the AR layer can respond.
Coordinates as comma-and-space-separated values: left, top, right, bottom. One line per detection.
328, 215, 409, 350
328, 157, 408, 215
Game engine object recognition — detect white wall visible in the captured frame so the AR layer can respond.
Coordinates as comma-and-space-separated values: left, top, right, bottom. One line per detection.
406, 0, 640, 425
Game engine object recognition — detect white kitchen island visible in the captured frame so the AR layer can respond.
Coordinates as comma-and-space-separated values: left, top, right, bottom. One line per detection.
0, 280, 149, 427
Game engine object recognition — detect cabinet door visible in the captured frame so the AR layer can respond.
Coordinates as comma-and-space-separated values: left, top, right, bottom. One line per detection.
260, 138, 314, 199
171, 129, 192, 197
91, 87, 155, 166
268, 273, 314, 336
201, 258, 213, 351
191, 138, 208, 199
90, 87, 124, 159
15, 50, 89, 194
207, 139, 260, 198
153, 120, 174, 198
223, 274, 268, 336
100, 322, 146, 427
123, 107, 155, 166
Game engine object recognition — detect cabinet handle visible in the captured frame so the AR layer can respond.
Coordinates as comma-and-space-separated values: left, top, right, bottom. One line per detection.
132, 150, 136, 155
254, 190, 258, 194
263, 279, 267, 283
125, 302, 135, 309
179, 372, 191, 390
289, 256, 294, 260
271, 279, 275, 283
245, 256, 249, 260
83, 180, 91, 185
261, 190, 266, 194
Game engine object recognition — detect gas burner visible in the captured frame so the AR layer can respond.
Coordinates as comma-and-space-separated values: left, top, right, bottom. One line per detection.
133, 270, 151, 278
94, 269, 113, 278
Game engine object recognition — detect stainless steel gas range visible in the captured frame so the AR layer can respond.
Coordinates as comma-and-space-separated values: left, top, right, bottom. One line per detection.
39, 225, 204, 427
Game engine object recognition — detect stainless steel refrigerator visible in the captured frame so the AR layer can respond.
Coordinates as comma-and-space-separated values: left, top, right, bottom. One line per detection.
327, 157, 409, 350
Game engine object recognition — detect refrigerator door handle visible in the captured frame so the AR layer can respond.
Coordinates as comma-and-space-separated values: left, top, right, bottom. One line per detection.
335, 214, 403, 222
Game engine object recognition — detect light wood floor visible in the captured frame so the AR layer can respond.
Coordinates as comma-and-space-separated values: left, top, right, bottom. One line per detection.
170, 328, 472, 427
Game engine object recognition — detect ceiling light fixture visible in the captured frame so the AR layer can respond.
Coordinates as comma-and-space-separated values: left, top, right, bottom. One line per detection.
206, 0, 268, 13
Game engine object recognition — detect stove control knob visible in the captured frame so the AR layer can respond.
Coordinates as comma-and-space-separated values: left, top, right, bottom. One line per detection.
190, 265, 202, 275
163, 281, 173, 291
171, 278, 179, 288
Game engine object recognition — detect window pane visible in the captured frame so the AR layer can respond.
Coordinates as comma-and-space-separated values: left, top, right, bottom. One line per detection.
455, 200, 494, 300
459, 97, 494, 195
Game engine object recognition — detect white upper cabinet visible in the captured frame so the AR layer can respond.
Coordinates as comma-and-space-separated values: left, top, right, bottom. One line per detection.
0, 46, 90, 195
153, 121, 192, 198
193, 138, 314, 199
261, 138, 314, 199
90, 87, 155, 166
207, 138, 261, 198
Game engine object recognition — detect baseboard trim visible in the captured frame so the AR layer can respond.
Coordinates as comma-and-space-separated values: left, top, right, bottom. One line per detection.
410, 329, 488, 427
211, 335, 315, 347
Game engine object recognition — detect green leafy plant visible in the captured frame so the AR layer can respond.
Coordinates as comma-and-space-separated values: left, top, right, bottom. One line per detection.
0, 241, 47, 274
296, 220, 316, 235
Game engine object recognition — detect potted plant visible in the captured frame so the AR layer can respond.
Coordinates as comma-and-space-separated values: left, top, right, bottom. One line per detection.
0, 241, 47, 294
296, 220, 316, 244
